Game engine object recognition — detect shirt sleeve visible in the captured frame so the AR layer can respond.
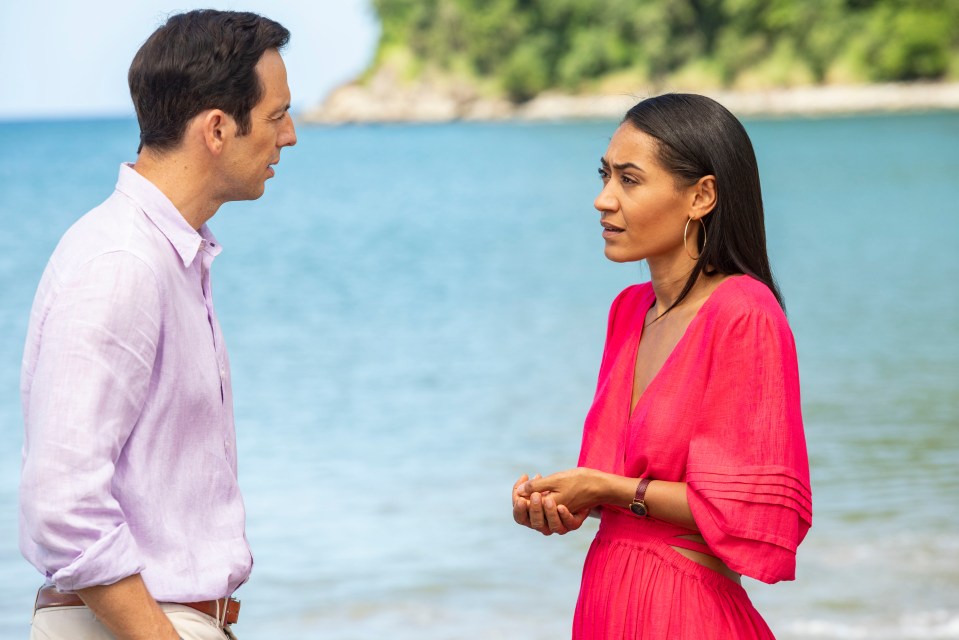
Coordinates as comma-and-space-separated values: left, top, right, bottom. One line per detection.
685, 303, 812, 584
20, 251, 160, 591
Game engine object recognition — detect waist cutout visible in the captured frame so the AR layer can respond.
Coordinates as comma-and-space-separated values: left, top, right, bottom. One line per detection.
598, 508, 741, 584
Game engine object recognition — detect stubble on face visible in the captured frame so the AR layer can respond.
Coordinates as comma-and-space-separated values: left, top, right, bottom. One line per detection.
222, 49, 295, 202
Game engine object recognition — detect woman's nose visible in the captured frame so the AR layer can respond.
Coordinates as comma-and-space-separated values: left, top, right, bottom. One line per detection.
594, 183, 617, 213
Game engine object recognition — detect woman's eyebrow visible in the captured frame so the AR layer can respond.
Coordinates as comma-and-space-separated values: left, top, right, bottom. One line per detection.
600, 157, 645, 172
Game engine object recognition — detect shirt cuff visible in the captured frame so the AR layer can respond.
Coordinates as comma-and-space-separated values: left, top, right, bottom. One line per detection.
51, 523, 145, 591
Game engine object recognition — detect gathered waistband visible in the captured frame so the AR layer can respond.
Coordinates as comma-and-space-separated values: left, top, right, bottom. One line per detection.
595, 508, 743, 588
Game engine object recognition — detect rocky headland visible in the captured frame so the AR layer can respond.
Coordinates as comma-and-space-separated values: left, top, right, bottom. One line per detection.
302, 67, 959, 124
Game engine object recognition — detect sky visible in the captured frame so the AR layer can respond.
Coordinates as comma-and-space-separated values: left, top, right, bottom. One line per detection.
0, 1, 379, 120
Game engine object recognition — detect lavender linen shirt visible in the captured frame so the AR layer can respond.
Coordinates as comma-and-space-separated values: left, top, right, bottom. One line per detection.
19, 163, 251, 601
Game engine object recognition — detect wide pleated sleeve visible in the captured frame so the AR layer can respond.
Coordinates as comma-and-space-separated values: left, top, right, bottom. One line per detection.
686, 281, 812, 584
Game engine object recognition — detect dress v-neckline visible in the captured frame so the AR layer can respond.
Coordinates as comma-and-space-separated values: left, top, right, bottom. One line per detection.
626, 277, 735, 419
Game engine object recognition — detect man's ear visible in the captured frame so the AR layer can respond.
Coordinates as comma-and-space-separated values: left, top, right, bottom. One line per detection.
197, 109, 232, 155
690, 174, 717, 220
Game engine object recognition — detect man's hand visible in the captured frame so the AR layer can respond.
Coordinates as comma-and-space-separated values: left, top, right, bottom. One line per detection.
77, 574, 180, 640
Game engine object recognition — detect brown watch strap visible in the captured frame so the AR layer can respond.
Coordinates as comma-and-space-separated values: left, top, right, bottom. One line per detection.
630, 477, 652, 517
634, 477, 652, 502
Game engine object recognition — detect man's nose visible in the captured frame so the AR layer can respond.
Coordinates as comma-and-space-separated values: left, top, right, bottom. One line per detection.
281, 116, 297, 147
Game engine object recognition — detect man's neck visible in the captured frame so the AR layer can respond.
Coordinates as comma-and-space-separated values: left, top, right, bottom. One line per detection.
133, 151, 221, 230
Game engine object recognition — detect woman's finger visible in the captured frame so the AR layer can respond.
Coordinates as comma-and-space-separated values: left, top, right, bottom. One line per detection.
528, 492, 550, 535
544, 496, 568, 534
513, 496, 532, 527
512, 474, 530, 503
558, 505, 589, 531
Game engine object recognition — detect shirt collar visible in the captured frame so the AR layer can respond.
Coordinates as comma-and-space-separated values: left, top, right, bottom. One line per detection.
115, 162, 223, 267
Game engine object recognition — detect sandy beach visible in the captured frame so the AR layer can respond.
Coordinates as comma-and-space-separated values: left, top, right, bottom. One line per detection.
302, 77, 959, 124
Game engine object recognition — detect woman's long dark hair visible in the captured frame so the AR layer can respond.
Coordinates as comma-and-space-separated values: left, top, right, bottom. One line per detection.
623, 93, 784, 311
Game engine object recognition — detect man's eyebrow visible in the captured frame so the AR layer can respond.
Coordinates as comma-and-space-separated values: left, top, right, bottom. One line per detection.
261, 109, 285, 120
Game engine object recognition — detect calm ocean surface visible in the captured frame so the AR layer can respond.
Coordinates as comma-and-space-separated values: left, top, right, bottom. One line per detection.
0, 112, 956, 639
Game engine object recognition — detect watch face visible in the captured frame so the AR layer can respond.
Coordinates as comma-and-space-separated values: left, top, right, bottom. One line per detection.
630, 501, 648, 517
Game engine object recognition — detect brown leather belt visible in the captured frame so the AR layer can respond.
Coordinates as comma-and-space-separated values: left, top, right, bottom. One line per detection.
34, 585, 240, 626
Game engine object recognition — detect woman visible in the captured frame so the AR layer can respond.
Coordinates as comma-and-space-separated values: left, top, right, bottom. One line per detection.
512, 94, 811, 639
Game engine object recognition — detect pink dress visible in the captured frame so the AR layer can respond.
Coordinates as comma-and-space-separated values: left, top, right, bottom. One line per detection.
574, 276, 812, 639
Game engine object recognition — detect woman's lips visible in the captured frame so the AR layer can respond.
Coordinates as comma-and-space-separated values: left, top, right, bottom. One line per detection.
601, 221, 624, 238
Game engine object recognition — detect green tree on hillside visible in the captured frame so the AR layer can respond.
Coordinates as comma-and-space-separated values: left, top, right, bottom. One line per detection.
371, 0, 959, 101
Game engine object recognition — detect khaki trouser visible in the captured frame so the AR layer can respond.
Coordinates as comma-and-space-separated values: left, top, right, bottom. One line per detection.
30, 603, 237, 640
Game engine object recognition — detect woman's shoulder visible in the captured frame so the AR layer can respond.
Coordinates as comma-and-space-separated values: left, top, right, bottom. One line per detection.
704, 275, 791, 336
711, 275, 784, 316
698, 276, 799, 359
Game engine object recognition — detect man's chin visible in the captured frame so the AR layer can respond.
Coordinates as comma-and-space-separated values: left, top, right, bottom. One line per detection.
235, 185, 267, 202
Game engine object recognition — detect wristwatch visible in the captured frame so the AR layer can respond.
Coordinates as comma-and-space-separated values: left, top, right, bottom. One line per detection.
629, 477, 652, 517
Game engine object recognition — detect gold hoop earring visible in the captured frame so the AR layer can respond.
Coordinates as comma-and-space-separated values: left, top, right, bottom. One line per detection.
684, 217, 706, 260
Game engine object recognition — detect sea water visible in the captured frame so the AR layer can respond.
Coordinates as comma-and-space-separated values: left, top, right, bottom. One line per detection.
0, 113, 956, 639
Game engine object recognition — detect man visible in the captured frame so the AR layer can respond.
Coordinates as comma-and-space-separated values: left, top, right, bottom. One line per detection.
19, 10, 296, 639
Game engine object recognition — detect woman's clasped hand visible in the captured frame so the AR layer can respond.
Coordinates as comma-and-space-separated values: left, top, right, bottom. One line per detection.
512, 471, 595, 535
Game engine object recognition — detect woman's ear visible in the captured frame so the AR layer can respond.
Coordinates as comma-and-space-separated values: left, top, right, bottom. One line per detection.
690, 175, 717, 220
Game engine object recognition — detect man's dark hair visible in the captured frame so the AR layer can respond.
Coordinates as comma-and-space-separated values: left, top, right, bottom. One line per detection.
129, 10, 290, 153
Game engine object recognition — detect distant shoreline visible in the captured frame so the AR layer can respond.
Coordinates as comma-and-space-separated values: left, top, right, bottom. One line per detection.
302, 80, 959, 125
